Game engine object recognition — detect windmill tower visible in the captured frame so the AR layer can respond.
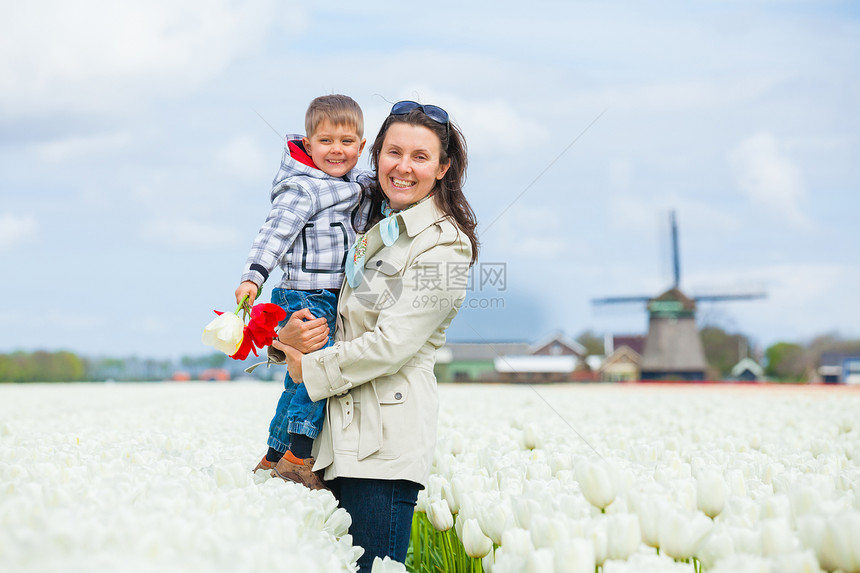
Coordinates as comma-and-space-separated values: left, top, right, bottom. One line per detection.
592, 211, 765, 381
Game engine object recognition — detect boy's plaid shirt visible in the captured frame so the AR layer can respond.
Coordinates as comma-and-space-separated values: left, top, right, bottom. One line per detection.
240, 135, 371, 291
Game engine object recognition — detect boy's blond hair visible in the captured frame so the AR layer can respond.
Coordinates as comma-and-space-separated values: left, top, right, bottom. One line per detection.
305, 94, 364, 139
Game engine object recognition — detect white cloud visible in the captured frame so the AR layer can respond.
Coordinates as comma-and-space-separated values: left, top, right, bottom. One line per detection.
36, 132, 132, 162
729, 132, 810, 228
605, 194, 740, 236
0, 214, 38, 250
0, 0, 282, 117
216, 135, 271, 180
355, 83, 550, 157
483, 205, 569, 259
565, 74, 784, 114
140, 217, 240, 249
453, 99, 550, 156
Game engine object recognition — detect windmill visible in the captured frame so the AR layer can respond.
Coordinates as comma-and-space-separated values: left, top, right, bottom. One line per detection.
592, 211, 766, 380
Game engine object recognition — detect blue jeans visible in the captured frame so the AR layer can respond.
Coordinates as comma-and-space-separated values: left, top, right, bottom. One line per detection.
329, 478, 420, 572
267, 288, 337, 452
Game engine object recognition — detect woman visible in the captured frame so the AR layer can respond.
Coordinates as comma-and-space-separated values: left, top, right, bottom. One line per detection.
272, 100, 478, 570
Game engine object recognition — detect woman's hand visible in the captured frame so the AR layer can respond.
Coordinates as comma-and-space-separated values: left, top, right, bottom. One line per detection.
271, 338, 304, 383
278, 308, 330, 353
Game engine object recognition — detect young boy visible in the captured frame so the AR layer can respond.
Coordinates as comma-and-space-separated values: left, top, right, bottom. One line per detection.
236, 94, 366, 489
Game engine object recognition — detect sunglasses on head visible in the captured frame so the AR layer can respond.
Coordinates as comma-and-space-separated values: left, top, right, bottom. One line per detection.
390, 101, 450, 135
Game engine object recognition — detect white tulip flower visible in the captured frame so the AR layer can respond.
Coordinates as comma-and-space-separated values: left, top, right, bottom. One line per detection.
451, 473, 487, 513
630, 493, 666, 549
201, 312, 244, 355
549, 452, 573, 475
455, 497, 476, 540
797, 515, 828, 567
522, 423, 541, 450
448, 432, 464, 455
512, 496, 538, 529
477, 495, 513, 546
426, 499, 453, 532
370, 556, 407, 572
814, 511, 860, 573
529, 514, 569, 549
658, 508, 713, 560
697, 469, 728, 518
605, 513, 641, 561
772, 550, 824, 573
589, 515, 608, 566
729, 525, 762, 555
427, 474, 447, 501
575, 461, 616, 511
525, 548, 554, 573
526, 462, 552, 482
461, 518, 493, 558
441, 478, 458, 515
726, 468, 747, 497
482, 546, 496, 573
492, 547, 526, 573
760, 517, 795, 556
553, 537, 595, 573
415, 489, 429, 513
322, 508, 352, 538
671, 478, 698, 513
759, 492, 791, 520
500, 527, 533, 556
696, 524, 736, 571
707, 554, 772, 573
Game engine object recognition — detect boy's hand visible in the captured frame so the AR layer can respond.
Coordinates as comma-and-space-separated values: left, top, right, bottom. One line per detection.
235, 281, 260, 306
278, 308, 330, 353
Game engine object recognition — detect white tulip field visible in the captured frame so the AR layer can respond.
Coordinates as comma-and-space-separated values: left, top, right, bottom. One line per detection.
1, 382, 858, 573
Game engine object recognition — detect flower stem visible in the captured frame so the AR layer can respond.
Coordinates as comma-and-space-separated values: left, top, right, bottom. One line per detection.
234, 295, 249, 315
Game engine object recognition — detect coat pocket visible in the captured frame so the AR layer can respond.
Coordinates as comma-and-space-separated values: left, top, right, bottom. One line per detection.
376, 378, 408, 404
376, 372, 423, 459
353, 254, 407, 311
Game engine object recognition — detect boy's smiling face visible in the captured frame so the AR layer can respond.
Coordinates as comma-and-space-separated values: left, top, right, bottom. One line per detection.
302, 119, 366, 178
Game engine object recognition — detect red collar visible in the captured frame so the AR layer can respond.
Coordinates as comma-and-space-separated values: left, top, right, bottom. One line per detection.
288, 140, 317, 170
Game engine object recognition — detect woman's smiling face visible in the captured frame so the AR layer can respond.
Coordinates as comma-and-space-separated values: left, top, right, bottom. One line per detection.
378, 122, 449, 211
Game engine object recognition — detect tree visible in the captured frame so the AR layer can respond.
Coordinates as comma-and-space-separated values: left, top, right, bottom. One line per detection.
764, 342, 808, 381
807, 333, 860, 360
0, 351, 86, 382
700, 326, 753, 379
575, 330, 605, 356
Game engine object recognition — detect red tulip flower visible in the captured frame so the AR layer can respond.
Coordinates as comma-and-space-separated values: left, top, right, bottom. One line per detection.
202, 296, 286, 360
231, 303, 286, 360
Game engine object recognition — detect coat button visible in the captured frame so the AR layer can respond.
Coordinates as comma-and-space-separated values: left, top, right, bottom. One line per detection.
375, 260, 383, 267
394, 392, 402, 400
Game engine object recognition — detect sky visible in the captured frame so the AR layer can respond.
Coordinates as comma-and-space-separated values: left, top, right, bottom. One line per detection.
1, 0, 859, 360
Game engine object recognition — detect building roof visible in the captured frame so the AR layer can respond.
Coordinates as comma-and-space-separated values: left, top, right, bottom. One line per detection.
441, 342, 532, 361
610, 335, 646, 355
494, 355, 577, 373
529, 331, 586, 356
601, 345, 642, 370
647, 287, 697, 318
731, 357, 764, 378
820, 352, 860, 367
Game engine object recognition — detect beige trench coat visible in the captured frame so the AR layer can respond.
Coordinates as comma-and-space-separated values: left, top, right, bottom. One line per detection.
301, 197, 471, 487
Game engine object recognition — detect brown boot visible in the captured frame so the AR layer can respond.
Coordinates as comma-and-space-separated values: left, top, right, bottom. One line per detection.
272, 452, 330, 491
252, 455, 276, 473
